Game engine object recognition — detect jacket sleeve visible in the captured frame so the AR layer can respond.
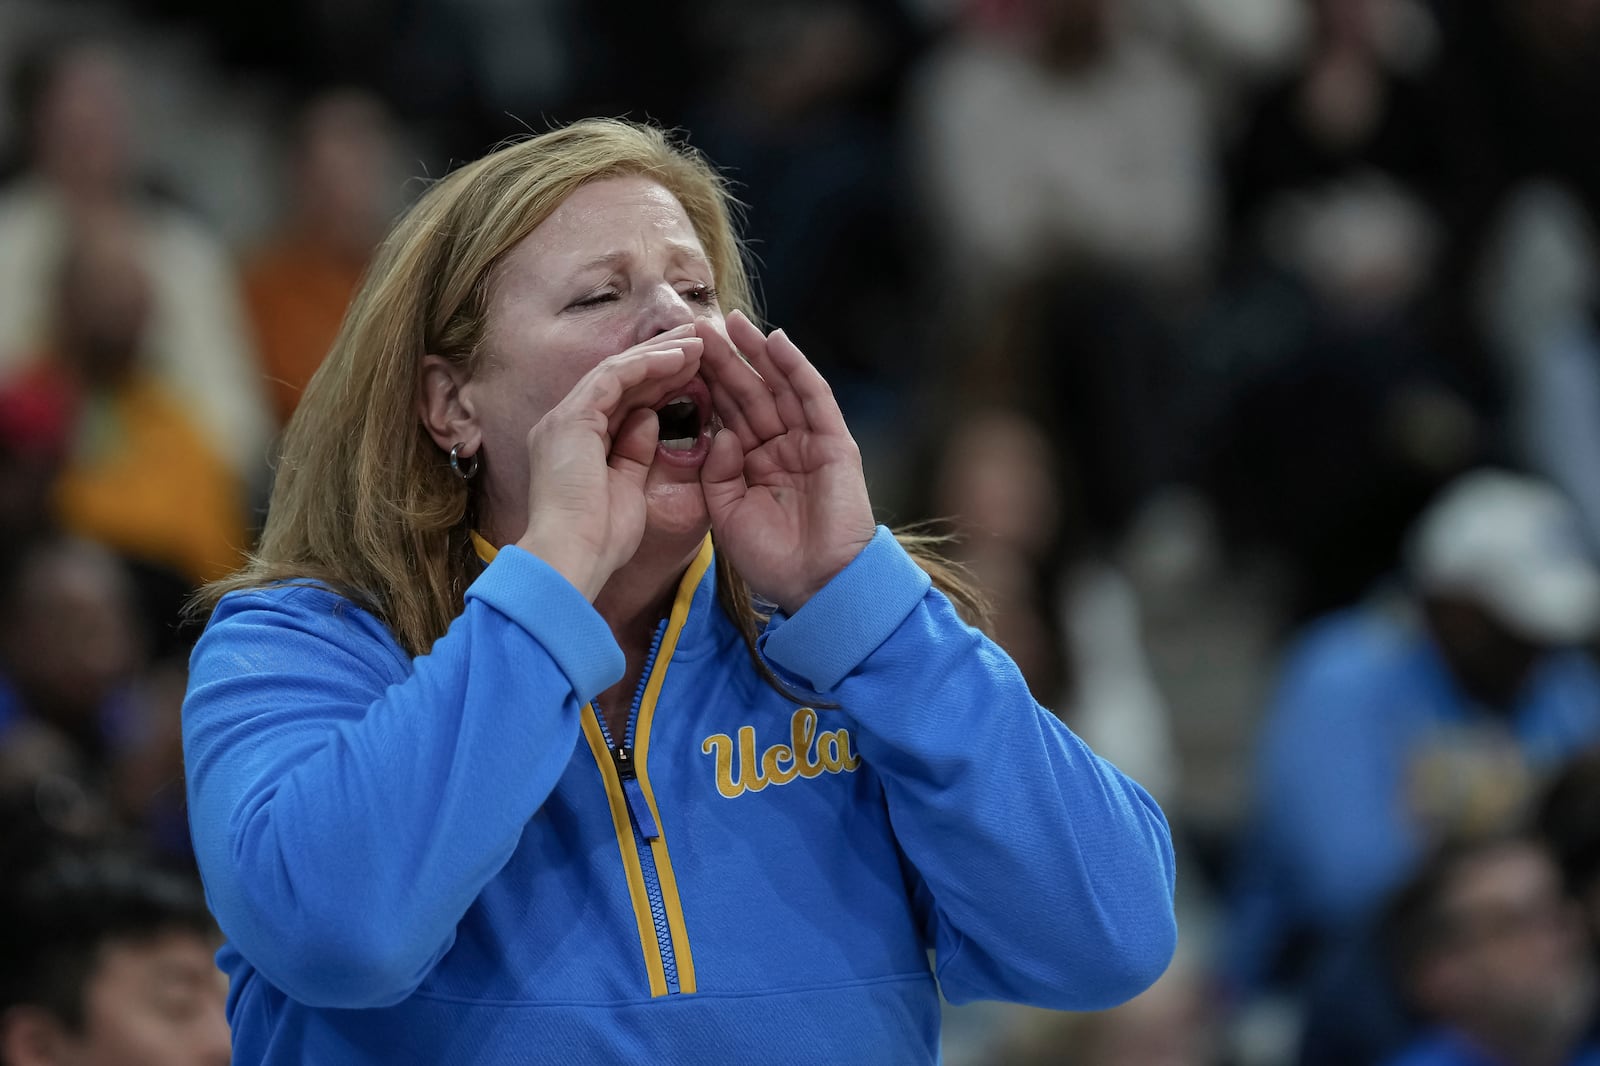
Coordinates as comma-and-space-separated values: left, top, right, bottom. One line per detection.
182, 548, 623, 1010
759, 527, 1177, 1011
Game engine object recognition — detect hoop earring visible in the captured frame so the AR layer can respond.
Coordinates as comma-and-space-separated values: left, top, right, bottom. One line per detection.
449, 442, 479, 480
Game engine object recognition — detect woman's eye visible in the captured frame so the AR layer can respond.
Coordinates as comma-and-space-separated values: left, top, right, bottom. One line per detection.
685, 285, 719, 307
570, 291, 618, 309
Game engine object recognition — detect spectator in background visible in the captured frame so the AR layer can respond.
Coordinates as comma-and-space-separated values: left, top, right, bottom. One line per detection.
1380, 834, 1599, 1066
0, 530, 197, 867
0, 34, 271, 488
0, 848, 231, 1066
946, 266, 1187, 541
0, 719, 114, 874
244, 89, 397, 427
910, 0, 1217, 315
1537, 748, 1600, 948
684, 0, 927, 485
3, 212, 248, 590
1224, 0, 1443, 274
0, 537, 142, 770
0, 357, 71, 547
1199, 0, 1479, 623
1425, 0, 1600, 309
1413, 0, 1600, 456
1227, 469, 1600, 1062
910, 0, 1221, 539
928, 406, 1179, 805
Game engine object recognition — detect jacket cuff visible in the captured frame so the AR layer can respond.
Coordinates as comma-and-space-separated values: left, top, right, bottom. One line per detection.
759, 526, 931, 693
466, 547, 624, 701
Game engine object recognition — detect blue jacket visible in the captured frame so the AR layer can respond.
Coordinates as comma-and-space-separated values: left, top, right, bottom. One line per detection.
183, 528, 1177, 1064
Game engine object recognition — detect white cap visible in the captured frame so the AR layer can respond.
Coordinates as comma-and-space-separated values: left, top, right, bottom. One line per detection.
1407, 469, 1600, 645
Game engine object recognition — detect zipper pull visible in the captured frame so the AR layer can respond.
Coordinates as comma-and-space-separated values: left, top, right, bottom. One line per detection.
613, 745, 660, 840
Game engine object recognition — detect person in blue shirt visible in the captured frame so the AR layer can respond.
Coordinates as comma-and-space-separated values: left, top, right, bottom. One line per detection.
1226, 470, 1600, 1063
180, 118, 1178, 1065
1379, 833, 1600, 1066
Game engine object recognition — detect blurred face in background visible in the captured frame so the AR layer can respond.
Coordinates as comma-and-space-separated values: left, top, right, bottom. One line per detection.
31, 44, 134, 199
55, 216, 153, 387
293, 91, 395, 256
0, 542, 140, 751
1422, 596, 1543, 710
3, 931, 230, 1066
934, 410, 1061, 560
932, 410, 1067, 700
0, 719, 111, 844
1414, 842, 1594, 1046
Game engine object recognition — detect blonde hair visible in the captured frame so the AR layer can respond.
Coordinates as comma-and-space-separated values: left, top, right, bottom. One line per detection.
204, 118, 985, 660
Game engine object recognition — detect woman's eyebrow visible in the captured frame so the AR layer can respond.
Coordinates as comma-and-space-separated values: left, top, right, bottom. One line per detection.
571, 250, 630, 273
663, 240, 710, 266
570, 243, 708, 274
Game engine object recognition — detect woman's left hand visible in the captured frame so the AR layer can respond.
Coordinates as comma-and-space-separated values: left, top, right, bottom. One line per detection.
698, 310, 876, 615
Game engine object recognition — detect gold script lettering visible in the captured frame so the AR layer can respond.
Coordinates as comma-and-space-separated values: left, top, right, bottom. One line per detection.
761, 743, 799, 786
703, 708, 861, 799
701, 734, 742, 799
736, 726, 769, 794
791, 706, 823, 779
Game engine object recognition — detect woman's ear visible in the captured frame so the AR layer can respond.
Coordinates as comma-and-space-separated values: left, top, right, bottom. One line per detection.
417, 354, 478, 455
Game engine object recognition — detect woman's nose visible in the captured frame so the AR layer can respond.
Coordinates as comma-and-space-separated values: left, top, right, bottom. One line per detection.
636, 284, 697, 344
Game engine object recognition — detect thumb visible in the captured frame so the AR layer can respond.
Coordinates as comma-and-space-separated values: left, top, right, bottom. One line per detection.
699, 425, 747, 526
608, 407, 658, 490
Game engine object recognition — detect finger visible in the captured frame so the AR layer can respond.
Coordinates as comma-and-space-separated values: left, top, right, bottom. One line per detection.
596, 327, 700, 399
700, 317, 786, 441
725, 310, 808, 431
572, 343, 688, 417
705, 372, 762, 453
559, 339, 702, 440
611, 329, 708, 403
766, 327, 848, 436
607, 345, 707, 440
699, 425, 748, 528
608, 407, 658, 490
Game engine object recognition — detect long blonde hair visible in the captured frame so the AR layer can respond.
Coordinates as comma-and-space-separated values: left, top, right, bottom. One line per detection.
204, 118, 985, 659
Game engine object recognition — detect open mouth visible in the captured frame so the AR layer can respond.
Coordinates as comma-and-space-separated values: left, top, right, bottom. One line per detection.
656, 396, 703, 451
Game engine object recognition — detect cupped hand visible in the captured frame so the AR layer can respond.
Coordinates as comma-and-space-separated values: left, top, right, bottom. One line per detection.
698, 310, 876, 615
517, 325, 704, 599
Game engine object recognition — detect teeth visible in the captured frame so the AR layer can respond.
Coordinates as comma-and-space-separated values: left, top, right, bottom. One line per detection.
661, 437, 696, 451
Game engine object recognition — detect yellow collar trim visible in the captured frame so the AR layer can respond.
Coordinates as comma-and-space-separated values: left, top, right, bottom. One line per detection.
470, 530, 498, 565
470, 532, 715, 608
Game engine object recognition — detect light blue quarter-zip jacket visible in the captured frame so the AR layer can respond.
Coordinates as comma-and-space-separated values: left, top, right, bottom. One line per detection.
183, 527, 1177, 1064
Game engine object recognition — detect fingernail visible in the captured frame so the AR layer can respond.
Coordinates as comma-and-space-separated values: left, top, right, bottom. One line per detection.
667, 323, 695, 334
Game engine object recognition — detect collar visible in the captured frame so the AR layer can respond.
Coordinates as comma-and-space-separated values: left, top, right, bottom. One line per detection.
471, 533, 721, 657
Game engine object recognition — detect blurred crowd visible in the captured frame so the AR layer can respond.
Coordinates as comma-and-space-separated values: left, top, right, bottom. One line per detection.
3, 0, 1600, 1063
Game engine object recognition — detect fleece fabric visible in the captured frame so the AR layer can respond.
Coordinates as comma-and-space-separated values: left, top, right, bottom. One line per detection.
183, 527, 1176, 1064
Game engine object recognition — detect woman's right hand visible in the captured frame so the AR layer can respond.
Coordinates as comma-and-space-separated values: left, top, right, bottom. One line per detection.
516, 325, 703, 600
